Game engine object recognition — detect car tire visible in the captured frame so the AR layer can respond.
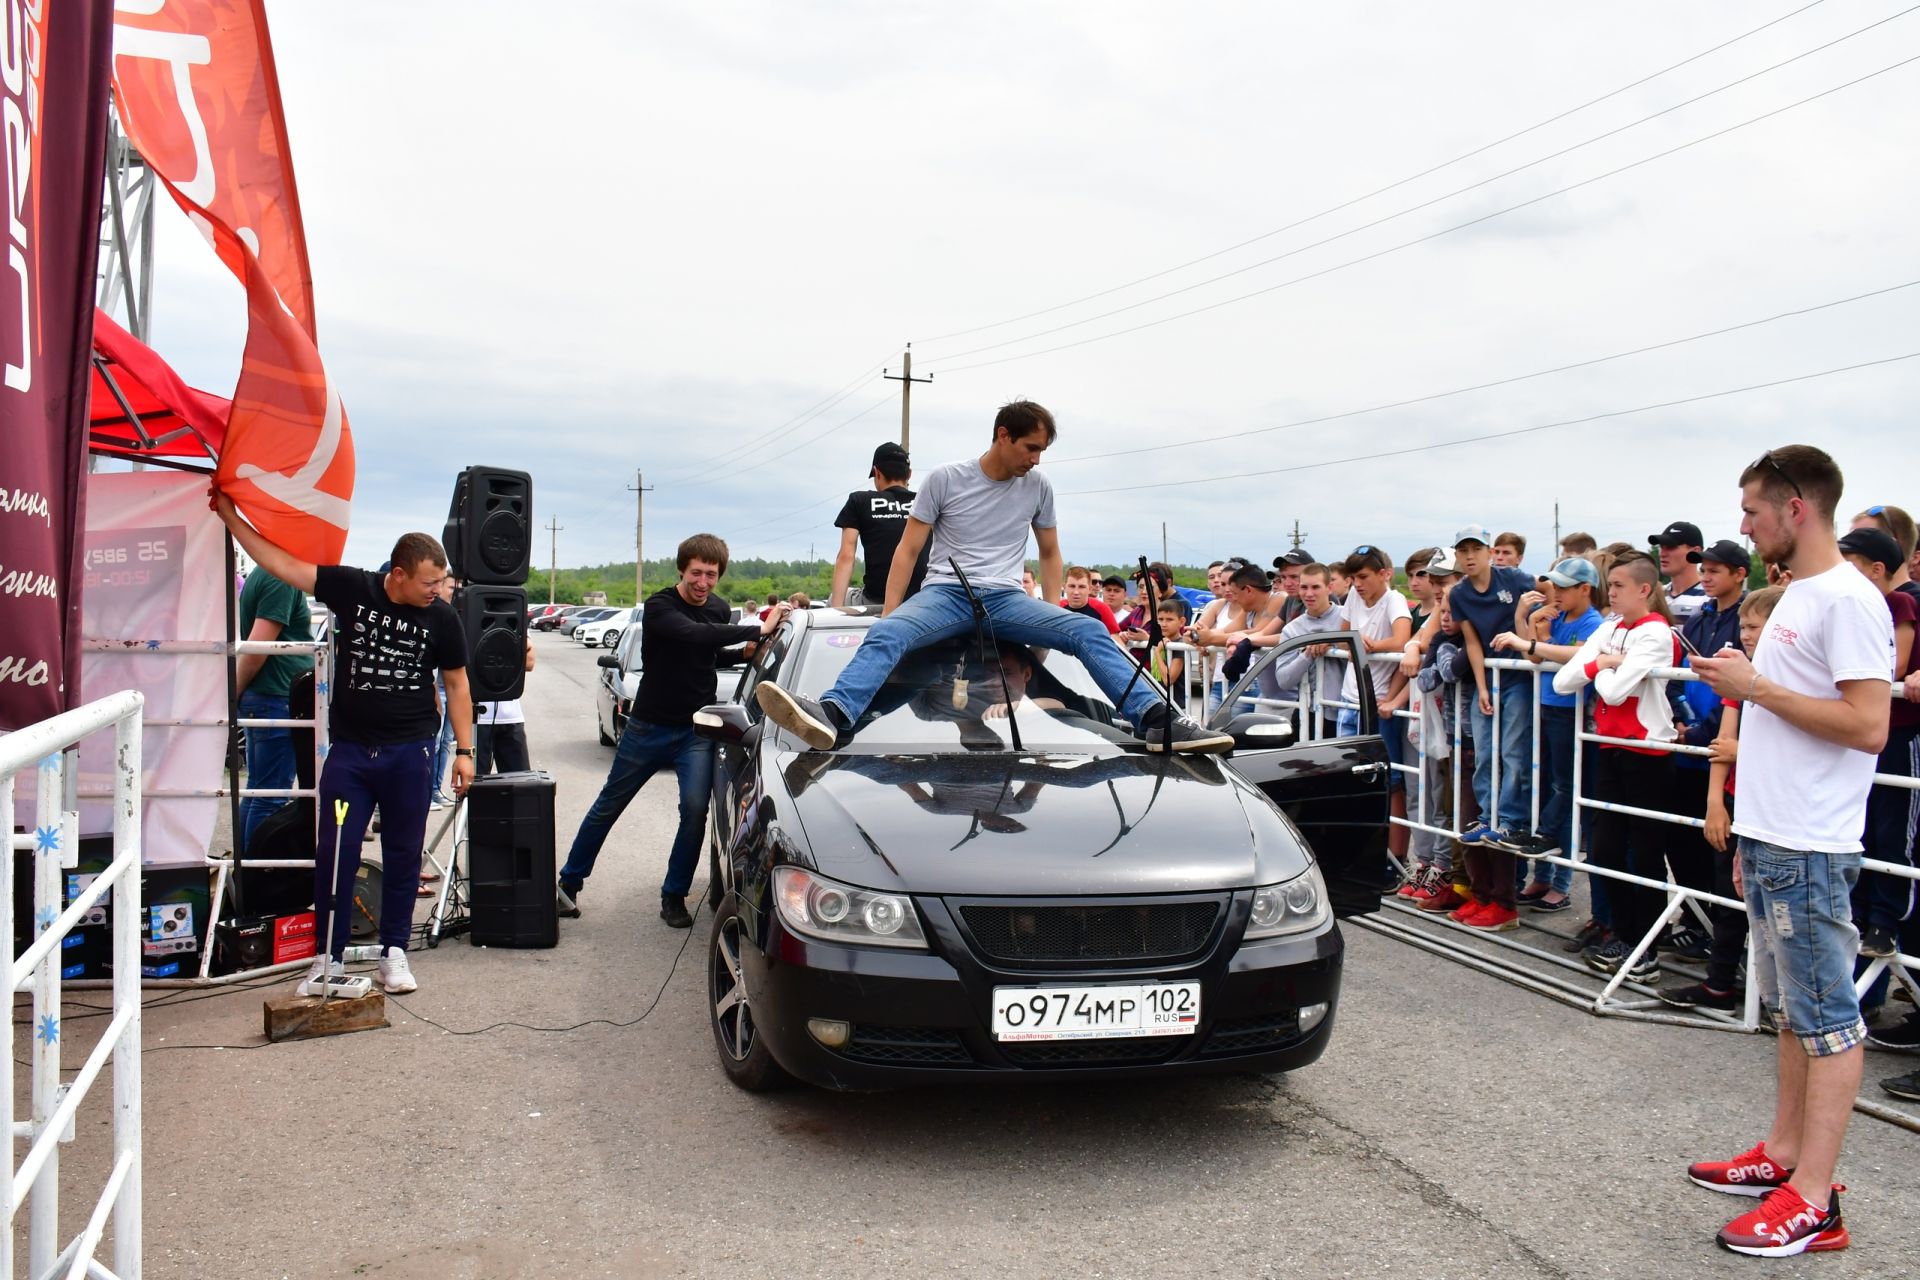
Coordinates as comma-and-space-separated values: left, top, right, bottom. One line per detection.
602, 629, 619, 648
708, 896, 789, 1092
598, 717, 615, 747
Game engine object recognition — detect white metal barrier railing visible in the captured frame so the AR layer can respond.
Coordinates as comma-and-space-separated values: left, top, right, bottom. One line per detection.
2, 690, 145, 1280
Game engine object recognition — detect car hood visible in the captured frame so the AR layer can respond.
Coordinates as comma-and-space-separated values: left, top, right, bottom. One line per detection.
775, 749, 1309, 896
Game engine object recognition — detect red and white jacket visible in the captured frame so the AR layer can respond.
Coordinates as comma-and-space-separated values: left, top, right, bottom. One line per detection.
1551, 613, 1678, 754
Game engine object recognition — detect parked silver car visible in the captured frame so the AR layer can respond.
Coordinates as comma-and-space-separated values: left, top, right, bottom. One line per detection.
558, 606, 619, 637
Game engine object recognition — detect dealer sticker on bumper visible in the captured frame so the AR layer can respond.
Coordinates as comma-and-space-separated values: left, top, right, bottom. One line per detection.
991, 982, 1200, 1041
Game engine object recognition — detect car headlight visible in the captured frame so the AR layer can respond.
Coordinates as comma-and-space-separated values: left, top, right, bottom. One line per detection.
1244, 866, 1329, 939
771, 866, 928, 950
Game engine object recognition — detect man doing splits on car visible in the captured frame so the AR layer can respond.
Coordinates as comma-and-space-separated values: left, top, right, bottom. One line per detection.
756, 400, 1231, 754
559, 534, 790, 927
212, 491, 473, 997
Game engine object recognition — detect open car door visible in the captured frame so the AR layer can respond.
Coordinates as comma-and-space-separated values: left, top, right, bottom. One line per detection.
1208, 631, 1390, 918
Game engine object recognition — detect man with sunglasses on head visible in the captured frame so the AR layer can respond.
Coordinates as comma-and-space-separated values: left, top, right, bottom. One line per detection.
1688, 446, 1893, 1257
212, 494, 473, 998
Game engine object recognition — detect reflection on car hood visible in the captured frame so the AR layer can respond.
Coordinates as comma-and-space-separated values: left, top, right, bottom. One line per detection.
777, 750, 1308, 896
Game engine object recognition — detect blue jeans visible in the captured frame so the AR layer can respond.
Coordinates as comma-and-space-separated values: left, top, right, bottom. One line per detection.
238, 690, 295, 854
1741, 838, 1866, 1055
315, 738, 433, 956
1533, 704, 1578, 895
821, 583, 1163, 730
1468, 676, 1532, 835
560, 719, 715, 899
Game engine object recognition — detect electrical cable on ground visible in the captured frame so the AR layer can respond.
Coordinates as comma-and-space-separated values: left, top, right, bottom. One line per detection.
1061, 350, 1920, 497
1046, 278, 1920, 466
925, 51, 1920, 376
917, 0, 1832, 344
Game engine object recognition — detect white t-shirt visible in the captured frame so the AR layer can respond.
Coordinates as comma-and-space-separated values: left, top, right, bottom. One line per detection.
1339, 588, 1411, 704
912, 459, 1057, 592
1731, 563, 1894, 854
476, 699, 525, 726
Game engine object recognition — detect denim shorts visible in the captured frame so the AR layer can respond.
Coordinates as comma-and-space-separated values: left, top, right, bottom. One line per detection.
1739, 837, 1866, 1056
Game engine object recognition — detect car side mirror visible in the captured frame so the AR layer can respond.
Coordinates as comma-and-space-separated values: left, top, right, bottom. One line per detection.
596, 653, 620, 669
692, 701, 753, 743
1226, 713, 1294, 750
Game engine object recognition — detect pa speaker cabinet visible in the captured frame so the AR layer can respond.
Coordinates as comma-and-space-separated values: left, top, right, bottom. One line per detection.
458, 585, 528, 701
467, 770, 558, 948
443, 466, 532, 586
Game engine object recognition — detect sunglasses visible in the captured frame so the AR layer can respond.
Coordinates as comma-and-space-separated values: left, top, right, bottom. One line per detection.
1867, 504, 1887, 517
1750, 450, 1804, 501
1351, 544, 1376, 556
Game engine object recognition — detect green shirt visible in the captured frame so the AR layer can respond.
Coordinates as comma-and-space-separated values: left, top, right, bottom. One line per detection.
239, 567, 315, 699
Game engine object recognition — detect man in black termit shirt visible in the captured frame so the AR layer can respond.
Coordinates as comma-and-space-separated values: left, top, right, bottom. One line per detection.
558, 533, 791, 927
212, 493, 471, 996
829, 441, 929, 608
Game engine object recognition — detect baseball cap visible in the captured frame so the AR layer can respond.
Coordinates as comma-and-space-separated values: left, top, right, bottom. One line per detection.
1648, 521, 1704, 549
871, 442, 910, 479
1451, 525, 1491, 548
1687, 540, 1753, 572
1837, 527, 1904, 572
1544, 557, 1600, 589
1272, 548, 1314, 569
1100, 574, 1125, 589
1425, 547, 1461, 576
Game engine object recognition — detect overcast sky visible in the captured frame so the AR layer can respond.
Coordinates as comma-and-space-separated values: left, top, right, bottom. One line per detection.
133, 0, 1920, 578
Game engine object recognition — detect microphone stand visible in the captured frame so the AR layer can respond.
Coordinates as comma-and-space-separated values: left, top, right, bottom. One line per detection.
947, 557, 1022, 753
1113, 556, 1180, 752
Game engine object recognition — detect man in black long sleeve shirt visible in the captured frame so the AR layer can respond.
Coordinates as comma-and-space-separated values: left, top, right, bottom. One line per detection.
559, 534, 790, 926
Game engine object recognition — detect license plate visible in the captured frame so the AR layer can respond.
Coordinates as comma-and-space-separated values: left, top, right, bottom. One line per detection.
991, 982, 1201, 1041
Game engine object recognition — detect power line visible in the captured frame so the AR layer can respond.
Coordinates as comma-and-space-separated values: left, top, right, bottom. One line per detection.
924, 14, 1917, 373
916, 0, 1832, 344
659, 351, 894, 476
1060, 350, 1920, 498
685, 390, 896, 488
1046, 278, 1920, 466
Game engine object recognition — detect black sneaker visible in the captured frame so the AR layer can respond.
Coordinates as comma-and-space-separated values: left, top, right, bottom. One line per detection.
1623, 952, 1662, 984
755, 682, 847, 751
1668, 927, 1712, 962
1882, 1068, 1920, 1101
1657, 980, 1739, 1011
659, 895, 693, 929
1583, 937, 1630, 974
1860, 925, 1898, 959
1866, 1011, 1920, 1053
557, 880, 581, 919
1563, 920, 1607, 954
1506, 832, 1557, 859
1137, 705, 1234, 755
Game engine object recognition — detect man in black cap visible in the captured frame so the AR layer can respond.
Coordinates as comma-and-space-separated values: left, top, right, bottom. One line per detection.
1649, 520, 1708, 622
830, 441, 930, 608
1272, 548, 1314, 625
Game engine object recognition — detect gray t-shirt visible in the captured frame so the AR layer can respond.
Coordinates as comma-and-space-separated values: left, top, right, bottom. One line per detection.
912, 459, 1057, 591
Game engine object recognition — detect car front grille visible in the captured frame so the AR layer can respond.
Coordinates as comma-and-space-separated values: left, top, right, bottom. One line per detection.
956, 899, 1222, 966
836, 1025, 974, 1067
1200, 1012, 1304, 1057
996, 1036, 1186, 1068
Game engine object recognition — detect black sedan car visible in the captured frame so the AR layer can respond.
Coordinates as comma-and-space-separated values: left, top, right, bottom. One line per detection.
693, 610, 1389, 1091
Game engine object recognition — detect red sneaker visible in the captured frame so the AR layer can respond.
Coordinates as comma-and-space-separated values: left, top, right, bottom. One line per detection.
1396, 865, 1430, 899
1688, 1142, 1794, 1197
1717, 1185, 1849, 1257
1468, 903, 1519, 931
1407, 871, 1444, 903
1418, 883, 1466, 912
1448, 900, 1487, 925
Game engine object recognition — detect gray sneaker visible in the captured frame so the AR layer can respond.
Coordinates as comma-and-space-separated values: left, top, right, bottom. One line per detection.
755, 682, 844, 751
557, 881, 581, 919
1137, 705, 1234, 755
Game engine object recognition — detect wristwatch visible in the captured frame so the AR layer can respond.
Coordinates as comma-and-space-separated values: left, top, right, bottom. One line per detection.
455, 747, 476, 758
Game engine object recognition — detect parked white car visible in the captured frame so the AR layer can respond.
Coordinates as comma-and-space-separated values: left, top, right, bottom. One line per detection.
576, 605, 643, 648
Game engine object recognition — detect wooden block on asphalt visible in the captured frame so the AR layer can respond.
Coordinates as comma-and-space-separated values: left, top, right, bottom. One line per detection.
263, 992, 389, 1042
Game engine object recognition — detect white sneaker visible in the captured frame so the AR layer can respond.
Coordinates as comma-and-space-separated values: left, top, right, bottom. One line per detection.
296, 955, 344, 997
377, 945, 417, 994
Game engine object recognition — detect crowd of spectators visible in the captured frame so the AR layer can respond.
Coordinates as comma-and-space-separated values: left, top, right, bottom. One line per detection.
1032, 500, 1920, 1104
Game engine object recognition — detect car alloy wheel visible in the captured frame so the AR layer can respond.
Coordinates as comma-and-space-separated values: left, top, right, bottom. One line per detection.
707, 898, 788, 1090
603, 630, 619, 647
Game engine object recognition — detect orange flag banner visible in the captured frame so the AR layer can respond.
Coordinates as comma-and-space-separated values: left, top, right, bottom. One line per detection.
110, 0, 352, 561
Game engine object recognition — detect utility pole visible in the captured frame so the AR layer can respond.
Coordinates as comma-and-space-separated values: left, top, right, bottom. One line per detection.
628, 470, 653, 604
1161, 522, 1169, 567
1289, 519, 1308, 551
1552, 502, 1561, 554
884, 344, 933, 453
545, 516, 563, 607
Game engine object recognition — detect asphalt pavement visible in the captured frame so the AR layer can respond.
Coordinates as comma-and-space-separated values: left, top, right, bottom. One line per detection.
38, 631, 1919, 1278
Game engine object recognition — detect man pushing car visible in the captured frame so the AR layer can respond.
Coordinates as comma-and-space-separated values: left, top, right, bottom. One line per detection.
755, 399, 1231, 754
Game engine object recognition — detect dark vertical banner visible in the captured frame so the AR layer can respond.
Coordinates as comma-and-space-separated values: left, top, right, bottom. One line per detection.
0, 0, 114, 730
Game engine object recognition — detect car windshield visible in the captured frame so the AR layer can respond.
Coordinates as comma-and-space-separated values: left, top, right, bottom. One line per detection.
785, 628, 1153, 752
